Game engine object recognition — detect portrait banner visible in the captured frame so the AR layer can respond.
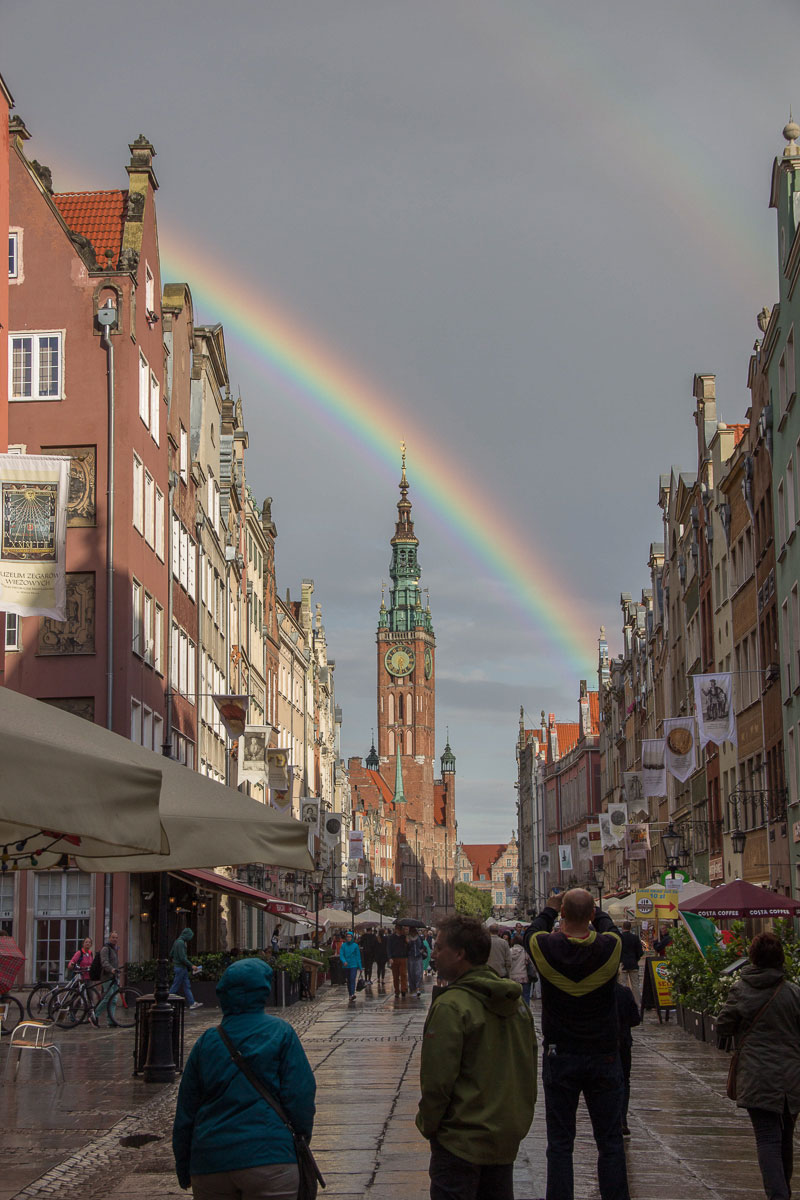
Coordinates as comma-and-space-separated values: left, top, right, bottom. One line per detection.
623, 771, 644, 807
558, 844, 573, 872
0, 453, 70, 619
693, 673, 737, 748
642, 739, 667, 797
300, 797, 320, 834
664, 717, 697, 782
237, 726, 269, 787
266, 747, 291, 795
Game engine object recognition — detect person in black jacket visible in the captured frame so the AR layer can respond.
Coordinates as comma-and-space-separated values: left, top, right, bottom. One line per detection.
526, 889, 629, 1200
615, 976, 641, 1136
619, 921, 644, 1003
359, 928, 378, 987
387, 927, 409, 997
373, 929, 388, 992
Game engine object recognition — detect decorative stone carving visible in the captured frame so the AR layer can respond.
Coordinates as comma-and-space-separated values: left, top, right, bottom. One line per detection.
125, 191, 145, 221
117, 247, 140, 274
38, 573, 95, 655
69, 231, 97, 270
40, 446, 96, 526
42, 697, 95, 722
30, 159, 53, 193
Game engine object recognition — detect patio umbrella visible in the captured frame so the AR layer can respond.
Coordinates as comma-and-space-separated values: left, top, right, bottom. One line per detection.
0, 686, 166, 864
679, 879, 800, 919
0, 935, 25, 991
315, 907, 351, 927
354, 908, 388, 926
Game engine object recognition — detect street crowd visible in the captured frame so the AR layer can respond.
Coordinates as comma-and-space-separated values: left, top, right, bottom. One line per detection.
167, 890, 800, 1200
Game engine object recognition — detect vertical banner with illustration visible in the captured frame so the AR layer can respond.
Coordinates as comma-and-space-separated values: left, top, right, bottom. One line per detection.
625, 823, 651, 860
558, 844, 573, 872
693, 673, 737, 748
349, 830, 364, 861
266, 748, 292, 812
237, 726, 269, 787
641, 739, 667, 797
0, 454, 70, 619
622, 771, 645, 809
600, 802, 628, 849
664, 717, 697, 782
587, 823, 603, 856
300, 797, 320, 852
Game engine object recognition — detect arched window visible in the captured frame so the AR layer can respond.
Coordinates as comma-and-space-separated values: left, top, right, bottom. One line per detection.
407, 694, 413, 724
406, 730, 412, 754
397, 693, 404, 723
389, 731, 395, 755
388, 693, 395, 724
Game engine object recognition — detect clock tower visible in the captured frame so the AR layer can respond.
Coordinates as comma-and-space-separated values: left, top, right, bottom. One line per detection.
377, 448, 435, 766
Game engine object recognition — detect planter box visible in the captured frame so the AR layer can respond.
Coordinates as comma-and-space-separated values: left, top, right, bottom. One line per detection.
675, 1003, 685, 1029
266, 970, 299, 1008
130, 977, 219, 1007
684, 1008, 705, 1041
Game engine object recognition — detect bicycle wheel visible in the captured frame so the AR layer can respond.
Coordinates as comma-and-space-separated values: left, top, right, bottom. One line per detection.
112, 987, 141, 1028
27, 983, 56, 1019
49, 987, 87, 1028
0, 994, 24, 1034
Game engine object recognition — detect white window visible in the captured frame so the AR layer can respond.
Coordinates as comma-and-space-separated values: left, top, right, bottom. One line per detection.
143, 591, 154, 665
9, 332, 63, 400
130, 698, 142, 744
187, 641, 196, 704
780, 351, 788, 417
150, 373, 160, 445
180, 426, 188, 484
155, 487, 165, 560
179, 526, 188, 591
179, 630, 188, 695
133, 455, 144, 533
8, 232, 18, 279
132, 579, 143, 655
139, 352, 149, 427
154, 602, 164, 674
4, 613, 20, 651
144, 471, 155, 547
783, 599, 792, 695
171, 513, 180, 579
145, 263, 155, 314
142, 705, 153, 750
153, 713, 164, 755
188, 536, 196, 601
171, 620, 179, 684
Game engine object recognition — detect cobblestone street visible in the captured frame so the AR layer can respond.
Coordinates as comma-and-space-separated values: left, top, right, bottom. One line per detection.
0, 985, 778, 1199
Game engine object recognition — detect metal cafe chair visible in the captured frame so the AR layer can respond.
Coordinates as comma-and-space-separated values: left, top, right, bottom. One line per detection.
4, 1020, 65, 1084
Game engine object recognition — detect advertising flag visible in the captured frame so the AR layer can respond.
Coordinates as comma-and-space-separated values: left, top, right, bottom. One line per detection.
679, 909, 720, 959
693, 673, 737, 748
0, 453, 70, 619
642, 739, 667, 797
664, 717, 697, 782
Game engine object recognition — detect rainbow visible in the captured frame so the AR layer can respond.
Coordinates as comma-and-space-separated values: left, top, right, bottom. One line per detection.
160, 228, 597, 675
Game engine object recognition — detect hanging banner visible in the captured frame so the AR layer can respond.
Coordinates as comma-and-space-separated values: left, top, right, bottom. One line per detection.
237, 726, 269, 787
558, 844, 573, 872
693, 673, 737, 748
349, 830, 364, 860
576, 830, 592, 859
538, 851, 551, 872
599, 812, 617, 850
300, 797, 320, 834
212, 694, 250, 740
266, 748, 291, 810
625, 823, 650, 860
0, 453, 70, 619
642, 739, 667, 797
664, 717, 697, 782
601, 802, 628, 851
323, 813, 343, 847
623, 771, 644, 807
587, 823, 602, 855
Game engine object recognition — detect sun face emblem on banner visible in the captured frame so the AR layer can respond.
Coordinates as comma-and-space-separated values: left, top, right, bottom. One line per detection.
2, 482, 58, 560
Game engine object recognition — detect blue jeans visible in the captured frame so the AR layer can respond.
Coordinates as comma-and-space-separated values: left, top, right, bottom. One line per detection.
94, 978, 118, 1022
521, 981, 532, 1007
429, 1138, 514, 1200
543, 1048, 629, 1200
345, 967, 359, 997
171, 965, 195, 1006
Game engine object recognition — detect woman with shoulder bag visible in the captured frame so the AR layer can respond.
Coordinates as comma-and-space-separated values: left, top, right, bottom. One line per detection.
173, 958, 317, 1199
717, 932, 800, 1200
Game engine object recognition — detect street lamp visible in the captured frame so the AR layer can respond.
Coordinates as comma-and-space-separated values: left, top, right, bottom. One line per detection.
731, 827, 746, 856
310, 865, 324, 948
347, 881, 358, 934
661, 823, 683, 878
594, 864, 605, 911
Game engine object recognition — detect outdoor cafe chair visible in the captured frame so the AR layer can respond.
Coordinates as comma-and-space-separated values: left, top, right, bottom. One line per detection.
4, 1020, 64, 1085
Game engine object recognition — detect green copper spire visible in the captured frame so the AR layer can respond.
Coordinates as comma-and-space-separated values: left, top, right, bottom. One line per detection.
384, 445, 433, 634
393, 745, 406, 804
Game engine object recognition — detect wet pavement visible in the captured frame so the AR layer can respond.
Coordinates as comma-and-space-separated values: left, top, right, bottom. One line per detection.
0, 984, 777, 1199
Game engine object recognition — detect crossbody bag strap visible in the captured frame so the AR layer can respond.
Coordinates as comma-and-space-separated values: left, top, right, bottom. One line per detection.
737, 980, 785, 1050
216, 1025, 296, 1135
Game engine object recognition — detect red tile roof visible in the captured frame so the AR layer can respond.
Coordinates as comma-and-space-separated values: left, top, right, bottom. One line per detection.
461, 843, 507, 881
365, 769, 394, 807
52, 190, 127, 264
555, 722, 580, 757
729, 423, 749, 447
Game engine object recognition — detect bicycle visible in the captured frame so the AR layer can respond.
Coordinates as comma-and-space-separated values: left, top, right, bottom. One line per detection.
47, 970, 141, 1029
0, 992, 24, 1033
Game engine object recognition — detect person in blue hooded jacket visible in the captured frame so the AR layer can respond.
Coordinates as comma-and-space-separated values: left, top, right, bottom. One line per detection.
173, 957, 316, 1198
339, 930, 363, 1003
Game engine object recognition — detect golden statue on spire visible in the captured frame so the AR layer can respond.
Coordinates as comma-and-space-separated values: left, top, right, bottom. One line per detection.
401, 441, 407, 483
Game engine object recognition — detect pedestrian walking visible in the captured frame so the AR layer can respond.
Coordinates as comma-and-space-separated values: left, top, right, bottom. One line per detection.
509, 935, 533, 1007
422, 930, 433, 979
93, 931, 121, 1028
171, 927, 203, 1011
388, 925, 410, 997
615, 974, 641, 1135
270, 924, 282, 954
487, 924, 512, 978
717, 932, 800, 1200
339, 930, 363, 1003
360, 927, 378, 985
407, 928, 426, 997
374, 928, 388, 992
416, 914, 537, 1199
67, 936, 93, 982
525, 888, 628, 1200
619, 921, 644, 1003
173, 957, 316, 1199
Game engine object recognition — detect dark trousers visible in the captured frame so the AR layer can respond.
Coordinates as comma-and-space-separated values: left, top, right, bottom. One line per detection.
542, 1048, 630, 1200
375, 959, 387, 983
619, 1043, 632, 1124
362, 951, 375, 980
748, 1100, 797, 1200
429, 1139, 514, 1200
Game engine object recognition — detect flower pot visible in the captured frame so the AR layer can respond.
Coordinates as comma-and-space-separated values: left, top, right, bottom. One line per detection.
685, 1008, 705, 1040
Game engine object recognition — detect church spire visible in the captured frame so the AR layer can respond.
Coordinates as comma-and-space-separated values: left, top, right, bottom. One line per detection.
393, 745, 406, 804
384, 446, 433, 634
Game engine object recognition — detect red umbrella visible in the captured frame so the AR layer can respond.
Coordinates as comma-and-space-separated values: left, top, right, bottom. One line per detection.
679, 879, 800, 919
0, 935, 25, 991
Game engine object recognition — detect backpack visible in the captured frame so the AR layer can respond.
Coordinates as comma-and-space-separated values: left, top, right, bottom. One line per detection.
89, 950, 103, 981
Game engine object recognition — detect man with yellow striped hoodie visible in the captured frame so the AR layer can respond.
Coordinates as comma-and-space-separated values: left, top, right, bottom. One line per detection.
525, 888, 629, 1200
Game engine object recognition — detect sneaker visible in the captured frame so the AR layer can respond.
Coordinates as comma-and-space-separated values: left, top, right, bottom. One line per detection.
189, 1001, 204, 1011
89, 1013, 99, 1028
416, 990, 421, 997
348, 996, 356, 1004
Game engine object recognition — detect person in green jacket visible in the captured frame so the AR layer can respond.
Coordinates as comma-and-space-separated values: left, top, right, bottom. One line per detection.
416, 913, 537, 1199
170, 927, 202, 1011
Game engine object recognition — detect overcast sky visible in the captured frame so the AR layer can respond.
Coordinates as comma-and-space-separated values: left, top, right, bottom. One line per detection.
4, 1, 798, 841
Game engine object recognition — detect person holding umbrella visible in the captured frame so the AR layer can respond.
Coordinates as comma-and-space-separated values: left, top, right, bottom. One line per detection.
388, 924, 410, 997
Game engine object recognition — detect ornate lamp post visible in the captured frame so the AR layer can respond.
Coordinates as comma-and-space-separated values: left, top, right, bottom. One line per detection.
661, 823, 684, 879
347, 881, 358, 934
310, 864, 324, 947
594, 864, 605, 912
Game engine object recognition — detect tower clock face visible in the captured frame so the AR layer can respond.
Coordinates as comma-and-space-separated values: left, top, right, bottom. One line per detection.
424, 648, 433, 679
385, 645, 415, 677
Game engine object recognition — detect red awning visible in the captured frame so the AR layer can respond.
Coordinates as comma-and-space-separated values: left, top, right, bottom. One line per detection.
174, 868, 307, 916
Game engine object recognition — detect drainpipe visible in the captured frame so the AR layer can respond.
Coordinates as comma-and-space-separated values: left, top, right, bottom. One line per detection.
97, 299, 116, 937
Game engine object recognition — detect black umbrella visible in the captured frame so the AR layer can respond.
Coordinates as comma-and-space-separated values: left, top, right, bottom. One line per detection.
395, 916, 426, 928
